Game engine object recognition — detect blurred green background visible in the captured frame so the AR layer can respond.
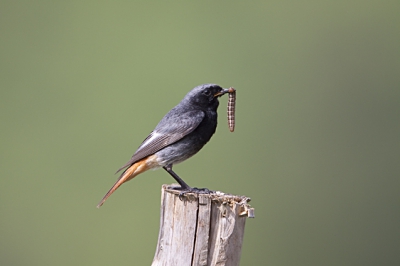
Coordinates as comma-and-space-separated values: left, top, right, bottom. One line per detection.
1, 1, 399, 265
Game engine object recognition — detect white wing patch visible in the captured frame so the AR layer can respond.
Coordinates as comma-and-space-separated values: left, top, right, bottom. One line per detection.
138, 131, 162, 151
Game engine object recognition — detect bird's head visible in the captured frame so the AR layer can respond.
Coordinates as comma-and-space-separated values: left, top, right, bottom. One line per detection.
184, 84, 229, 109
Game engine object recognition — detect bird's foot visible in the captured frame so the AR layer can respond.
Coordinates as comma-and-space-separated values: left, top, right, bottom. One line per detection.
172, 186, 213, 201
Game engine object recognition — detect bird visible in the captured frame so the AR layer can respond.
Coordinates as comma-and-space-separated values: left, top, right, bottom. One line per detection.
97, 84, 231, 208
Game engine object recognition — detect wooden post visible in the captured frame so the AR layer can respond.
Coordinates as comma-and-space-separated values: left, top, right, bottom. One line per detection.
152, 184, 255, 266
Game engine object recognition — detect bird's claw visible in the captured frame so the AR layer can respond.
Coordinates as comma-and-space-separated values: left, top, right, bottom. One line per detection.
177, 187, 213, 201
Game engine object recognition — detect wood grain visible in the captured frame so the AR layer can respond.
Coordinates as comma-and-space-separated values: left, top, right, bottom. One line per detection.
151, 185, 254, 266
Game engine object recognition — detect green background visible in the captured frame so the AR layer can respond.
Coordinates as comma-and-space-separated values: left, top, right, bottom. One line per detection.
1, 1, 399, 265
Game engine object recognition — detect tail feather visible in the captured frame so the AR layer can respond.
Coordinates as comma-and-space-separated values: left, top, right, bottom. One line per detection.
96, 159, 149, 208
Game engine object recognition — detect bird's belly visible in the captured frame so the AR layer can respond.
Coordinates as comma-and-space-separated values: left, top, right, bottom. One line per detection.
156, 112, 217, 166
155, 138, 204, 166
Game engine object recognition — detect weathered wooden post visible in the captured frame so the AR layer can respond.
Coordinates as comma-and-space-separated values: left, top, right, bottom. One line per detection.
152, 184, 255, 266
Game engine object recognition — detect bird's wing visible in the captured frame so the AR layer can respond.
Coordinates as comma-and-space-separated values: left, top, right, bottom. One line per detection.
115, 110, 205, 173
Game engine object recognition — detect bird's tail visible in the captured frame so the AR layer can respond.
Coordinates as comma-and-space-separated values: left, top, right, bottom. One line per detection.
96, 157, 151, 208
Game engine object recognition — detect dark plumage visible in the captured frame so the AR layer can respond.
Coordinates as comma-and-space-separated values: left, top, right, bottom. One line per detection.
97, 84, 230, 207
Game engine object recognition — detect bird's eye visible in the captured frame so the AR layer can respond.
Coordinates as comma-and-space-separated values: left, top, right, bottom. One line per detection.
203, 89, 211, 96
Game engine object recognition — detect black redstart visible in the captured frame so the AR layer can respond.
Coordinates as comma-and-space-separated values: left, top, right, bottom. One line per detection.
97, 84, 231, 208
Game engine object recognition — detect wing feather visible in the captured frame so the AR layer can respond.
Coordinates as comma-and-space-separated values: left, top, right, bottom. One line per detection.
116, 110, 205, 173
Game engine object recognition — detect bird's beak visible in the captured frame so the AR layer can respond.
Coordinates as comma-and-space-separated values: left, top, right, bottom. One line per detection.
214, 88, 230, 97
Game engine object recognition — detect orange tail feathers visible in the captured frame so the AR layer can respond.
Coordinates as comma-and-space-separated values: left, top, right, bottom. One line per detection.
97, 156, 157, 208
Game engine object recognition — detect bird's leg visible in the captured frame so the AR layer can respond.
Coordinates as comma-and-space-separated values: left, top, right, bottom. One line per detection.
163, 164, 191, 190
163, 164, 212, 200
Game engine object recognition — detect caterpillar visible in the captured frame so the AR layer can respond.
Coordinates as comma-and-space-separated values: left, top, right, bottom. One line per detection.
227, 87, 236, 132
